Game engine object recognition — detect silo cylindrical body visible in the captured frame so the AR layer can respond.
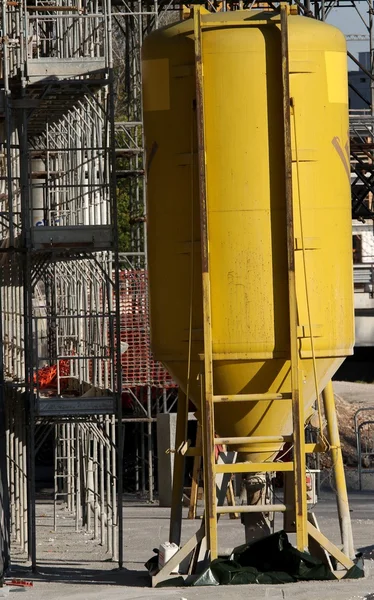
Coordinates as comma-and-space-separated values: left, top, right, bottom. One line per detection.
142, 11, 353, 460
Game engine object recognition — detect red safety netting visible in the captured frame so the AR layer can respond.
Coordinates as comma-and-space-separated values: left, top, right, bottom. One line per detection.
119, 270, 177, 389
33, 359, 70, 390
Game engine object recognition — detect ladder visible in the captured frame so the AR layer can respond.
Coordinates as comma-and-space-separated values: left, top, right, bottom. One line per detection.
193, 4, 353, 568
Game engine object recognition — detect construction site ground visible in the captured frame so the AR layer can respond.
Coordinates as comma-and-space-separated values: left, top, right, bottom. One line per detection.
8, 381, 374, 600
8, 493, 374, 600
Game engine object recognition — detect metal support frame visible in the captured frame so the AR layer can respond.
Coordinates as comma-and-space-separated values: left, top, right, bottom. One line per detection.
0, 0, 123, 571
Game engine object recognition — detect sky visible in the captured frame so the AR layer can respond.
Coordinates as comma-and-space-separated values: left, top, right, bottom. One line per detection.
328, 5, 368, 70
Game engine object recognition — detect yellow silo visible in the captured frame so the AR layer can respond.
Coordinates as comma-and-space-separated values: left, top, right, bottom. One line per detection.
142, 9, 353, 465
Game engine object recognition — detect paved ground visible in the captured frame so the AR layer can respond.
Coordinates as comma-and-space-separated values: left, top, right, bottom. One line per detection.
7, 491, 374, 600
333, 381, 374, 404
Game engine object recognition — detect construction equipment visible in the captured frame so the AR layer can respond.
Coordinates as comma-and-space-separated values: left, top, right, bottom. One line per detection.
143, 5, 355, 585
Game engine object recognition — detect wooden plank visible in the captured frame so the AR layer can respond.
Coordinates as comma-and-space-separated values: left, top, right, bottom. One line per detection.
151, 525, 205, 587
307, 522, 354, 570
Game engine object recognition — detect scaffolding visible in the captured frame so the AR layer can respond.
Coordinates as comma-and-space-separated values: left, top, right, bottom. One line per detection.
0, 0, 123, 570
112, 0, 179, 504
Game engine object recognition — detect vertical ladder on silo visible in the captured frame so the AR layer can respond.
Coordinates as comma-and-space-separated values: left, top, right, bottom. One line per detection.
193, 3, 354, 571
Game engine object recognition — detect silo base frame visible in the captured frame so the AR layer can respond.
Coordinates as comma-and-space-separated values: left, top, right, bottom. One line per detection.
151, 380, 356, 587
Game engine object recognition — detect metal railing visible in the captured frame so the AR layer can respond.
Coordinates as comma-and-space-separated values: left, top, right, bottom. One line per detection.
354, 263, 374, 287
5, 0, 110, 81
354, 408, 374, 490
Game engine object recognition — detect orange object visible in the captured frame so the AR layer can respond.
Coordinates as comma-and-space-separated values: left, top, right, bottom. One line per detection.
33, 360, 70, 389
5, 579, 33, 587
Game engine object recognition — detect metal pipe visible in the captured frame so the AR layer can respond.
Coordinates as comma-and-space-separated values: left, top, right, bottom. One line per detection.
213, 393, 291, 403
135, 425, 139, 493
169, 391, 187, 546
75, 425, 81, 533
71, 424, 76, 516
111, 415, 118, 562
22, 407, 28, 553
93, 435, 98, 540
147, 385, 153, 502
140, 422, 145, 494
86, 440, 93, 534
106, 415, 112, 556
10, 404, 15, 539
217, 504, 289, 514
67, 423, 72, 512
322, 381, 355, 559
15, 407, 20, 544
53, 425, 58, 532
214, 435, 292, 445
19, 405, 24, 550
100, 418, 105, 546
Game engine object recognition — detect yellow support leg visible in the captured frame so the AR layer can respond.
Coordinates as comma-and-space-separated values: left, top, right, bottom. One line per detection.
322, 381, 355, 559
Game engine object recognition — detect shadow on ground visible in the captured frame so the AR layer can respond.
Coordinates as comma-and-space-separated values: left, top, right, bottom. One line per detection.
358, 544, 374, 560
10, 563, 150, 587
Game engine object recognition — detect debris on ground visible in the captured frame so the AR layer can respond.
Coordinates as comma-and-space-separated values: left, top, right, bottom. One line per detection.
328, 382, 374, 468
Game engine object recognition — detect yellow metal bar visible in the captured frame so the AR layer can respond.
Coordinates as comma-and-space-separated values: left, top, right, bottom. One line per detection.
213, 393, 292, 403
216, 504, 289, 514
201, 17, 281, 27
215, 462, 294, 474
187, 444, 327, 456
194, 5, 218, 562
305, 443, 337, 454
214, 435, 292, 445
280, 3, 308, 552
322, 381, 355, 559
211, 352, 288, 360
